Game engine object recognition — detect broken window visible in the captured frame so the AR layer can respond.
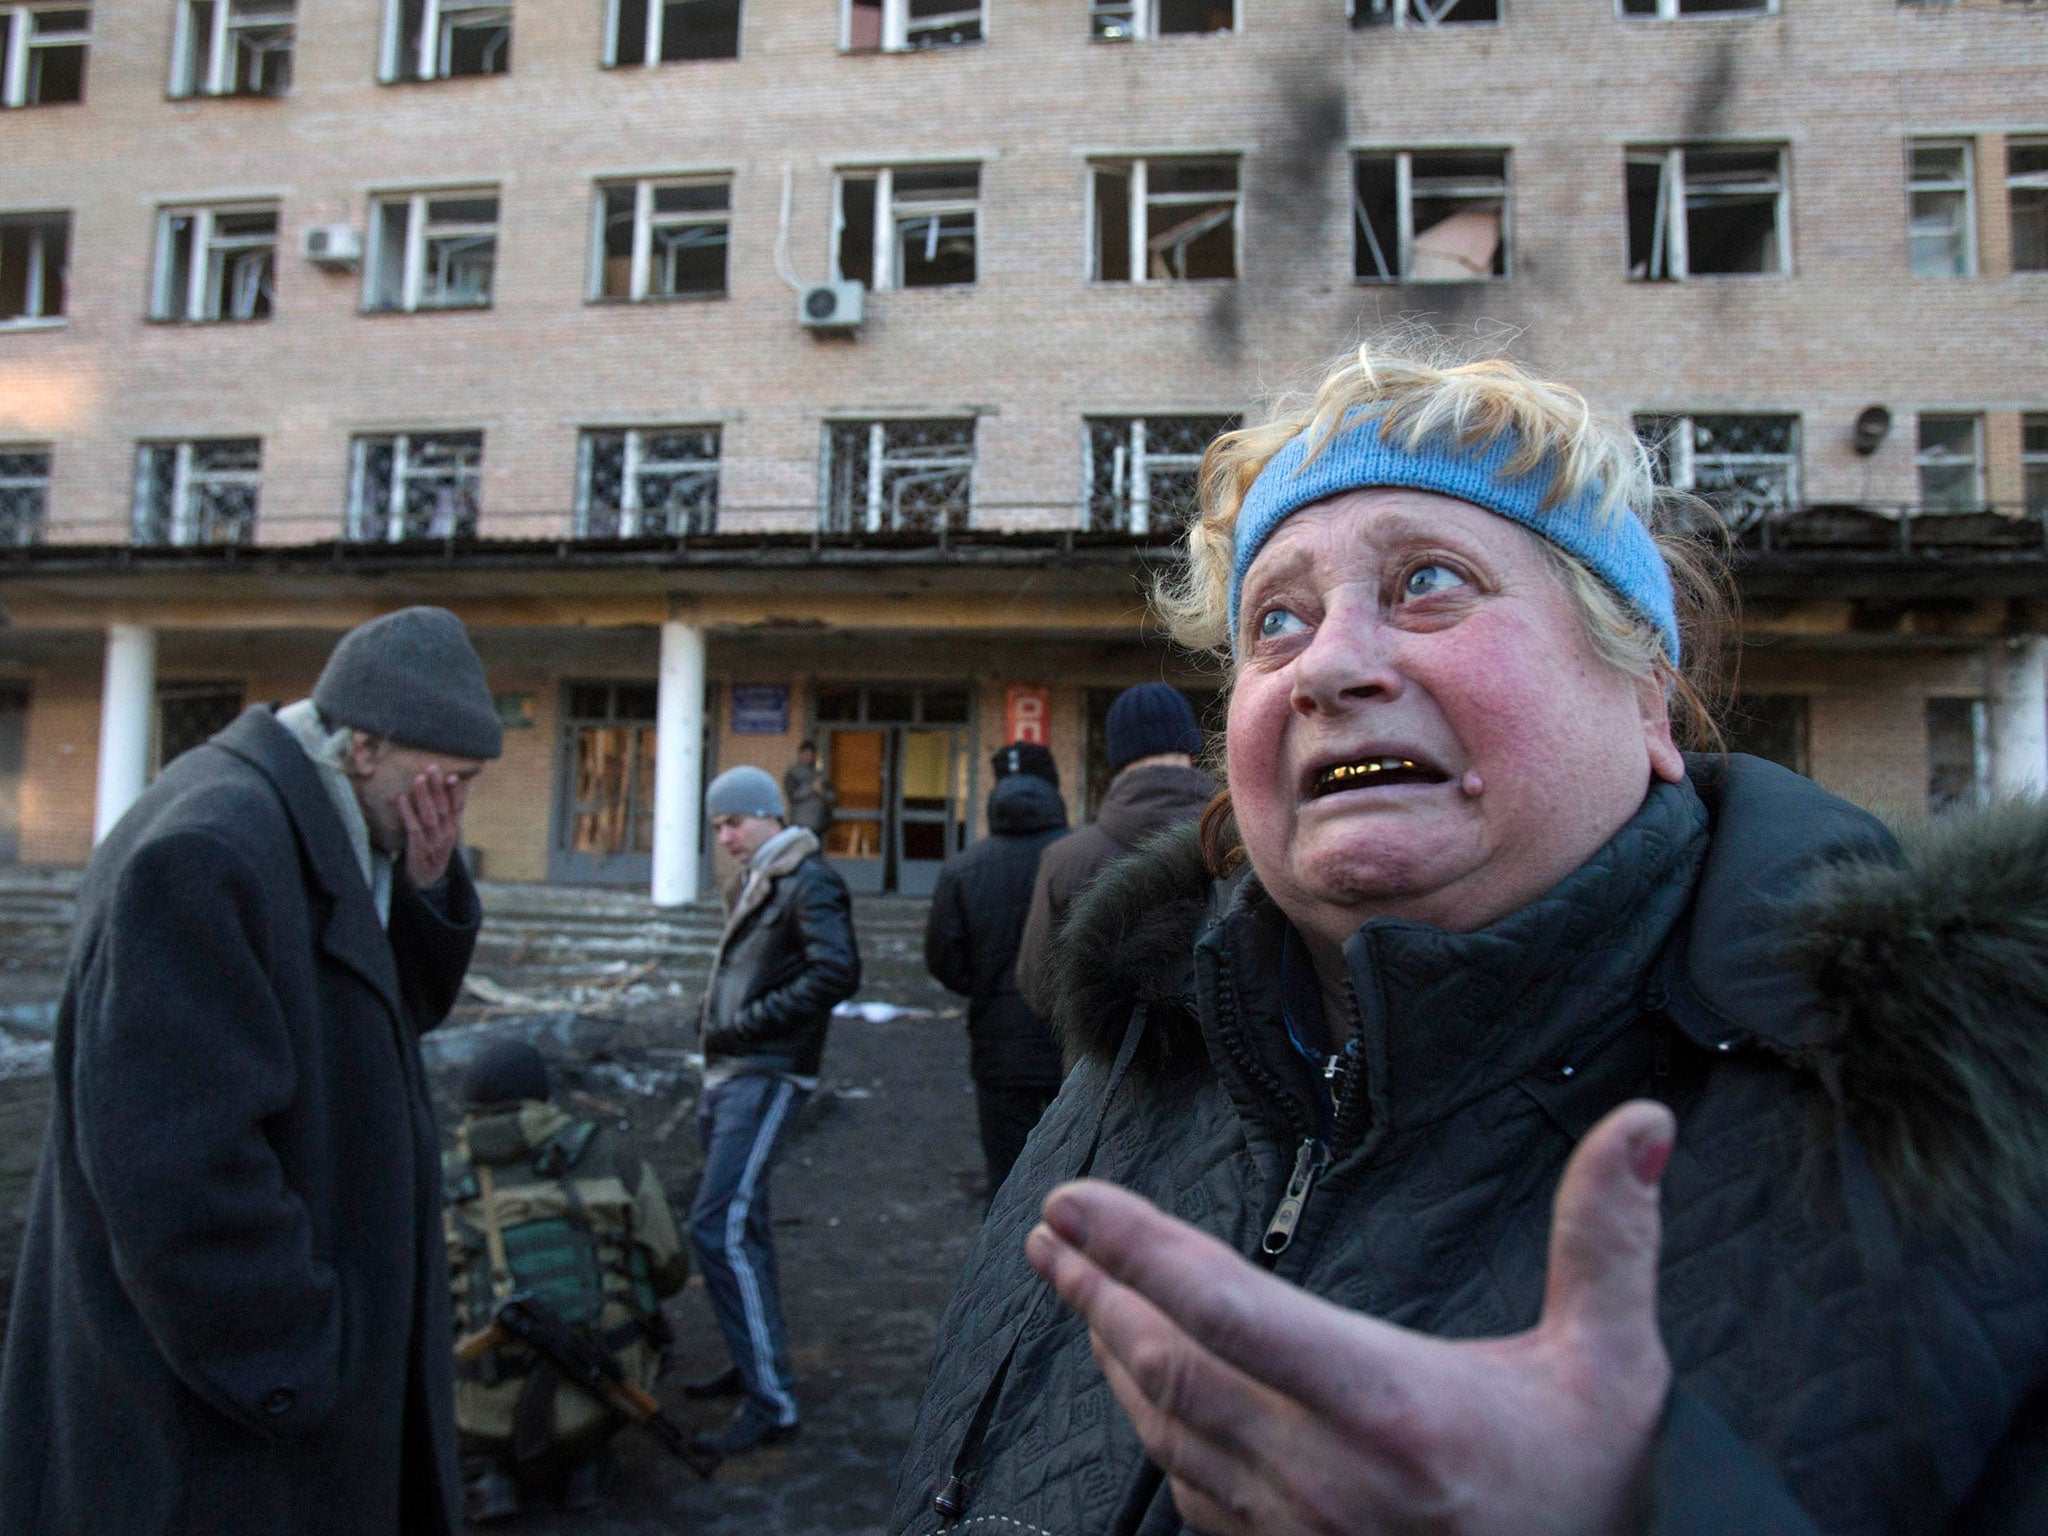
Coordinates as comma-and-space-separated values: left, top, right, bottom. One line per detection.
2011, 138, 2048, 273
171, 0, 292, 96
605, 0, 739, 62
132, 439, 261, 546
842, 0, 982, 51
0, 447, 48, 545
1085, 416, 1234, 533
1916, 413, 1983, 513
380, 0, 509, 81
1349, 0, 1497, 27
2026, 414, 2048, 518
1092, 157, 1238, 282
1636, 413, 1799, 529
1090, 0, 1232, 41
822, 419, 974, 534
1927, 697, 1988, 815
347, 431, 482, 541
0, 211, 67, 323
1626, 144, 1787, 279
592, 177, 729, 300
365, 190, 497, 311
1907, 140, 1974, 277
1618, 0, 1772, 16
0, 6, 87, 107
152, 204, 277, 321
834, 164, 979, 289
1354, 149, 1508, 283
578, 427, 719, 537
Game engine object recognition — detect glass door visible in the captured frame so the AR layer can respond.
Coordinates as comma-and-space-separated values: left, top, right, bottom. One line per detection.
550, 681, 658, 884
823, 727, 888, 895
895, 728, 969, 897
814, 682, 974, 893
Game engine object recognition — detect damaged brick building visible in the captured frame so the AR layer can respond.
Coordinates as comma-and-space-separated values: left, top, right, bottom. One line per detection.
0, 0, 2044, 897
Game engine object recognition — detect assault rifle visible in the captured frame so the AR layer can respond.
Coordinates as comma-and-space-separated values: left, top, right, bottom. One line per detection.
454, 1290, 721, 1480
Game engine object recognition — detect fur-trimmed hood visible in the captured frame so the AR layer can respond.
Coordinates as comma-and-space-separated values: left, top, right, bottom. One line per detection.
1043, 753, 2048, 1230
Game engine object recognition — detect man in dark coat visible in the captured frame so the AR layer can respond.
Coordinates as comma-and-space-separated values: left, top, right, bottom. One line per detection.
684, 765, 860, 1459
0, 606, 503, 1536
1016, 684, 1214, 1017
925, 742, 1071, 1197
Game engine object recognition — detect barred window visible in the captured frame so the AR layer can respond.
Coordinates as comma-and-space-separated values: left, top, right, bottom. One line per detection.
822, 419, 973, 534
1085, 415, 1234, 533
1636, 413, 1799, 528
578, 426, 719, 537
133, 439, 261, 546
0, 447, 49, 546
347, 431, 482, 541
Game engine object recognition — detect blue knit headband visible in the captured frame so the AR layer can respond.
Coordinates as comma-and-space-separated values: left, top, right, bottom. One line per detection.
1228, 409, 1681, 664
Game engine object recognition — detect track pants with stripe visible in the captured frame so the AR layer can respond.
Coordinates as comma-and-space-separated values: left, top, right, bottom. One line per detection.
690, 1073, 809, 1426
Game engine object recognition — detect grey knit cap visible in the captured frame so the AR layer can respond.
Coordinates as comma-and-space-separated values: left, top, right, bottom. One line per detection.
705, 765, 784, 820
312, 607, 503, 760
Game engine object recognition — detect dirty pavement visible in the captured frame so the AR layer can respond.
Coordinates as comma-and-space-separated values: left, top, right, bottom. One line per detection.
0, 871, 995, 1536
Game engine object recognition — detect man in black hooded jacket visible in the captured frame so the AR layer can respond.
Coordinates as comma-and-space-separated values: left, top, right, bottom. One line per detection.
925, 743, 1071, 1197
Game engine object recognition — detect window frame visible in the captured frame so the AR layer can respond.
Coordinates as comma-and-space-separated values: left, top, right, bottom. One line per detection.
0, 4, 88, 108
839, 0, 984, 52
821, 417, 976, 535
1353, 146, 1511, 284
1083, 415, 1235, 534
2025, 413, 2048, 518
1617, 0, 1774, 18
363, 188, 499, 312
602, 0, 741, 63
1348, 0, 1499, 27
1906, 138, 1976, 278
345, 430, 485, 542
2010, 137, 2048, 274
575, 425, 721, 538
1636, 412, 1801, 528
1915, 412, 1985, 514
169, 0, 293, 97
831, 162, 981, 291
1089, 0, 1235, 41
131, 437, 262, 547
1089, 155, 1241, 284
589, 175, 732, 302
150, 203, 279, 322
0, 209, 69, 326
378, 0, 510, 82
1626, 142, 1791, 281
0, 444, 49, 546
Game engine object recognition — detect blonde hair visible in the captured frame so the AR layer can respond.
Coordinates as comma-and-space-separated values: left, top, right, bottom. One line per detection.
1156, 330, 1731, 748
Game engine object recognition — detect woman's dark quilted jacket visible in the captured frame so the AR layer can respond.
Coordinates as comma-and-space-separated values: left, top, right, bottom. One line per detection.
890, 755, 2048, 1536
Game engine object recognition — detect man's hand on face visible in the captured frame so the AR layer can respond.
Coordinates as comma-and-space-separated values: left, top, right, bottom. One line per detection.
398, 767, 470, 888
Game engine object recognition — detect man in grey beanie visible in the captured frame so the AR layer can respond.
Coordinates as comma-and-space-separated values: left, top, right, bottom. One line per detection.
681, 764, 859, 1458
0, 606, 500, 1536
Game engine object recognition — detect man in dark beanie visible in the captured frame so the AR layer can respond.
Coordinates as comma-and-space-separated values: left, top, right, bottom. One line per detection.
926, 741, 1070, 1198
1016, 684, 1214, 1017
0, 605, 500, 1536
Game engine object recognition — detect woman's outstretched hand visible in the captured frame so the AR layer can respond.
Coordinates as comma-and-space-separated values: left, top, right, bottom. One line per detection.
1024, 1099, 1676, 1536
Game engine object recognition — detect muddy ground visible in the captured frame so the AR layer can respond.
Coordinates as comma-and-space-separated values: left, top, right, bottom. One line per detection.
0, 873, 996, 1536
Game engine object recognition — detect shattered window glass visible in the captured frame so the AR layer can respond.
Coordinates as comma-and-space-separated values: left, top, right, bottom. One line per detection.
153, 205, 277, 321
3, 5, 88, 106
385, 0, 508, 79
1091, 0, 1230, 40
1354, 149, 1507, 282
1636, 413, 1799, 529
1916, 414, 1982, 514
823, 419, 974, 534
174, 0, 292, 96
348, 431, 482, 541
577, 426, 719, 537
1093, 157, 1237, 282
1351, 0, 1496, 28
1627, 144, 1786, 279
841, 0, 980, 50
132, 438, 260, 546
836, 166, 977, 289
2010, 139, 2048, 273
0, 447, 48, 546
0, 212, 67, 322
594, 178, 729, 300
1085, 415, 1236, 533
1620, 0, 1772, 15
1908, 141, 1973, 277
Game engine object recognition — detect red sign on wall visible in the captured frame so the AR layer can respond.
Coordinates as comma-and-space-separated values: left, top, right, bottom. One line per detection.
1004, 685, 1051, 747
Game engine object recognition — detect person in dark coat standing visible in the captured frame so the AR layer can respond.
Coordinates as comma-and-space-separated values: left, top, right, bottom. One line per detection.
1015, 684, 1214, 1017
925, 742, 1070, 1198
0, 606, 503, 1536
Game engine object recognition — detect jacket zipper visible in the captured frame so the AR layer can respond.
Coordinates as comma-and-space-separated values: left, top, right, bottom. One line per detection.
1260, 1134, 1327, 1257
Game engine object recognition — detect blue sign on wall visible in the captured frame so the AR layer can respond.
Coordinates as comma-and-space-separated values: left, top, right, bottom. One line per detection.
730, 685, 791, 735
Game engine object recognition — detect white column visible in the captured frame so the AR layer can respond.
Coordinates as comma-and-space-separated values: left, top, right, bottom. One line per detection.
1988, 637, 2048, 799
650, 618, 706, 906
94, 624, 157, 844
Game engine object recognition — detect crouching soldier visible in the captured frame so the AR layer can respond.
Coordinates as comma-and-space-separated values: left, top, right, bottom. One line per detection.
443, 1042, 688, 1522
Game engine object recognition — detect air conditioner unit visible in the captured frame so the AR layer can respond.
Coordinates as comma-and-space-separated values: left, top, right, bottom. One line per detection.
302, 223, 363, 270
799, 281, 864, 331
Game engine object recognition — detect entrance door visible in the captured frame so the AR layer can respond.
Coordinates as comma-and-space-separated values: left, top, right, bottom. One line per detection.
551, 681, 659, 885
816, 683, 973, 894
